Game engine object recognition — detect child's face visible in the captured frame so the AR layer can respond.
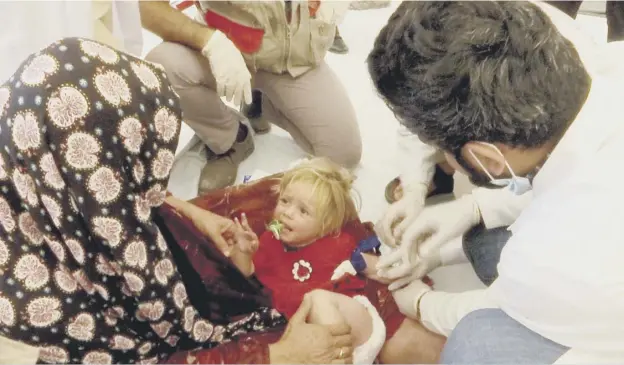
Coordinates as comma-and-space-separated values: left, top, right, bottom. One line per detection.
274, 181, 321, 246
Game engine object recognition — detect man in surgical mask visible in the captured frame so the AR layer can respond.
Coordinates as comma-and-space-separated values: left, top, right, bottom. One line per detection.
367, 1, 624, 363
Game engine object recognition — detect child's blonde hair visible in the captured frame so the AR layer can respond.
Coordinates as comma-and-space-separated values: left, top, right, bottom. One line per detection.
279, 157, 359, 237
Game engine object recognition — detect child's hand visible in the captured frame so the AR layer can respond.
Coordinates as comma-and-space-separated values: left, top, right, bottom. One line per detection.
233, 213, 259, 254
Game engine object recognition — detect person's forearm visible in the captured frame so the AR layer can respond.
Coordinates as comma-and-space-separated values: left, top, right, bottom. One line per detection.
165, 195, 202, 219
138, 0, 214, 51
230, 250, 255, 277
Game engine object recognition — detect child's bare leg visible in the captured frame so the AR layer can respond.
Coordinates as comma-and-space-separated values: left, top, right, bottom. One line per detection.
307, 289, 372, 347
378, 318, 445, 364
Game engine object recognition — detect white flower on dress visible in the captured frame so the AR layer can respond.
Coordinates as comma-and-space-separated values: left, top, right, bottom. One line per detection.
111, 334, 135, 350
0, 295, 15, 326
39, 153, 65, 190
154, 107, 178, 142
94, 70, 131, 106
65, 132, 101, 170
65, 238, 85, 264
139, 356, 158, 365
41, 195, 63, 228
0, 239, 8, 267
18, 212, 44, 246
0, 87, 10, 119
73, 269, 95, 294
133, 161, 145, 183
123, 240, 147, 269
292, 260, 313, 282
95, 255, 116, 276
210, 326, 225, 343
67, 312, 95, 341
193, 320, 214, 342
45, 236, 66, 262
15, 254, 50, 290
87, 166, 121, 204
145, 184, 166, 207
123, 271, 145, 294
13, 169, 38, 207
92, 216, 123, 247
20, 54, 58, 86
54, 268, 78, 293
0, 154, 8, 181
183, 306, 196, 333
82, 350, 113, 365
12, 111, 41, 151
154, 258, 174, 285
136, 300, 165, 322
134, 195, 151, 223
156, 229, 168, 252
26, 296, 62, 328
46, 86, 89, 128
118, 117, 144, 154
151, 149, 174, 180
138, 342, 153, 355
150, 320, 172, 339
131, 62, 160, 91
0, 197, 15, 232
173, 282, 187, 309
80, 40, 119, 64
38, 346, 69, 364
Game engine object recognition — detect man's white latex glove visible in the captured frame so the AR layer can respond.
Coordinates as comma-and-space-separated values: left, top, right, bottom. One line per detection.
391, 278, 431, 319
377, 194, 481, 290
375, 184, 428, 248
315, 1, 351, 25
201, 30, 252, 107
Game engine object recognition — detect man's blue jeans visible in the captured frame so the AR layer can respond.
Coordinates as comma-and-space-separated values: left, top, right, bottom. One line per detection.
439, 225, 569, 363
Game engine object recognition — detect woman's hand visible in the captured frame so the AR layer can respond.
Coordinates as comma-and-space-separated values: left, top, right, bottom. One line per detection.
189, 207, 237, 256
269, 295, 354, 364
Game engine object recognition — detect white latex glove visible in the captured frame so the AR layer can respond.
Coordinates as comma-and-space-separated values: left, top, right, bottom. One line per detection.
375, 184, 428, 248
377, 194, 480, 289
391, 278, 431, 319
315, 1, 351, 25
201, 30, 252, 107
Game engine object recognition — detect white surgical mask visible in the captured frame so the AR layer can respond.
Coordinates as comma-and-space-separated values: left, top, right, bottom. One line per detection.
468, 144, 533, 195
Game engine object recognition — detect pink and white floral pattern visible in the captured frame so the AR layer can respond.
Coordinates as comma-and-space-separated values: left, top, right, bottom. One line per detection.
80, 40, 119, 64
123, 240, 147, 269
21, 54, 58, 86
0, 295, 15, 326
41, 195, 63, 228
152, 149, 174, 180
0, 197, 15, 233
67, 312, 95, 341
92, 216, 123, 247
18, 212, 44, 246
154, 107, 178, 142
47, 86, 89, 128
131, 62, 160, 91
39, 346, 69, 364
14, 254, 50, 290
94, 70, 131, 106
154, 258, 174, 285
65, 132, 101, 170
119, 117, 144, 154
12, 111, 41, 151
0, 87, 10, 119
82, 350, 113, 365
0, 239, 8, 267
88, 166, 121, 204
13, 169, 38, 207
26, 296, 62, 328
39, 153, 65, 190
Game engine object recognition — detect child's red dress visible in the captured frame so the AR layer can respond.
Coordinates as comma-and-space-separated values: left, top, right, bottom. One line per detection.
253, 230, 367, 318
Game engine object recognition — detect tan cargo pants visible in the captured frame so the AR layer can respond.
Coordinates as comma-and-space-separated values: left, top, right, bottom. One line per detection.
145, 42, 362, 167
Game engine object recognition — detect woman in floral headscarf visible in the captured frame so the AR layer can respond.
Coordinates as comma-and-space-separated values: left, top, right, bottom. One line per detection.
0, 37, 352, 364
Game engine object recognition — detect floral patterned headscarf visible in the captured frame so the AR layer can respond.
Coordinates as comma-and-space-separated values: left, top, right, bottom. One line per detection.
0, 38, 281, 364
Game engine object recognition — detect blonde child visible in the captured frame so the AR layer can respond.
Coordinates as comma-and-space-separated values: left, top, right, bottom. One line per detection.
225, 157, 387, 364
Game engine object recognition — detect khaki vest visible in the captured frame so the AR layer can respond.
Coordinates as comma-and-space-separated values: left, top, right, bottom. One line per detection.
198, 1, 336, 77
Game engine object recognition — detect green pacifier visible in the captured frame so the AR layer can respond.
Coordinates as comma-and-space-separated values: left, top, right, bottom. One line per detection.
267, 219, 284, 240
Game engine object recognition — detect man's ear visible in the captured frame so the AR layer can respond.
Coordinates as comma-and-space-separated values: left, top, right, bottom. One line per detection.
461, 141, 506, 177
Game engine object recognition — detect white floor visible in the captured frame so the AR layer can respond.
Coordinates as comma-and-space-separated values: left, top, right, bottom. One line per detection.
145, 2, 610, 292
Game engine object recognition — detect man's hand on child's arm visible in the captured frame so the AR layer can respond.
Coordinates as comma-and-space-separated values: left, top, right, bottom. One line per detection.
362, 254, 391, 284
